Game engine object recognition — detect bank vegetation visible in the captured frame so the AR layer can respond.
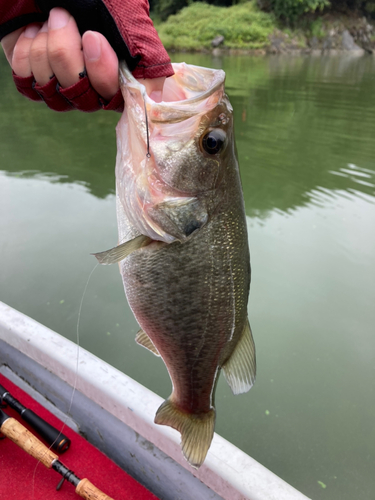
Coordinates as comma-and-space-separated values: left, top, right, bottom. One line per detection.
151, 0, 375, 53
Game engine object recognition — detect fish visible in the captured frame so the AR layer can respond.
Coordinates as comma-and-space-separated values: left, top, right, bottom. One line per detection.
93, 61, 256, 468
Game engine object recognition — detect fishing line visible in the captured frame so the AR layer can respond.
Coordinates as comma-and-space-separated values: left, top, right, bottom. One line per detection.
31, 262, 99, 499
142, 92, 151, 158
63, 262, 100, 426
69, 262, 99, 417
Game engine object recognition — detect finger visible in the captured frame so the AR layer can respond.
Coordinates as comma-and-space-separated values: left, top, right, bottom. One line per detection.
140, 77, 166, 103
47, 8, 84, 88
29, 22, 53, 86
11, 24, 42, 77
1, 27, 25, 65
82, 31, 119, 101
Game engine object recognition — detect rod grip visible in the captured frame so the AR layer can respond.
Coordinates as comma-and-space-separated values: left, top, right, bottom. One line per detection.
21, 409, 71, 453
0, 383, 70, 453
76, 478, 115, 500
0, 417, 58, 467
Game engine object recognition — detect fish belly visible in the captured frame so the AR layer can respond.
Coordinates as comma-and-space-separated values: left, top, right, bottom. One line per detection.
120, 210, 249, 413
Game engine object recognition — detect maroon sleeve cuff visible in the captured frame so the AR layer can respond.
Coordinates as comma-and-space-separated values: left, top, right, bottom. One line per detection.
58, 74, 101, 112
13, 73, 43, 102
0, 1, 44, 41
101, 88, 124, 112
132, 62, 175, 81
34, 76, 73, 112
12, 71, 124, 113
103, 0, 174, 80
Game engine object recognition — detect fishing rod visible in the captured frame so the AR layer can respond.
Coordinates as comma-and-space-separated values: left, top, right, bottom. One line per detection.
0, 408, 114, 500
0, 382, 70, 453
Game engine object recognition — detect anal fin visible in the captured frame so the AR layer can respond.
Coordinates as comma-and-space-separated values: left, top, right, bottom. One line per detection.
135, 329, 160, 357
92, 235, 152, 265
222, 317, 256, 395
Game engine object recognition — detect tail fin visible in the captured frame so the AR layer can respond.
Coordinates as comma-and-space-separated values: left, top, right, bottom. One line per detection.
154, 399, 215, 468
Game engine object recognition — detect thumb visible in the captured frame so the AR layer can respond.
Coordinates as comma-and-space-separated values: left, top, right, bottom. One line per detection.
82, 30, 119, 101
138, 77, 166, 103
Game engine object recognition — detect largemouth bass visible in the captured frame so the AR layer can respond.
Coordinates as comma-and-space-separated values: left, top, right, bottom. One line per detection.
94, 62, 256, 468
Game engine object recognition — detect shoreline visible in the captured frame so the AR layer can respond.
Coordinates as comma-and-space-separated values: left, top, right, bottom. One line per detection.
170, 46, 369, 57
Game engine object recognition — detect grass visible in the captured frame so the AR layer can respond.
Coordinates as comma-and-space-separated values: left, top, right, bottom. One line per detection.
155, 1, 277, 51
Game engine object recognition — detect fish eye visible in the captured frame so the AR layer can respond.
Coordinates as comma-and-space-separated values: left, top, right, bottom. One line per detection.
201, 129, 226, 155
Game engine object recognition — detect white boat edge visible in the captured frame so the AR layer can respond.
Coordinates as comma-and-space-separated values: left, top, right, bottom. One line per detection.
0, 301, 310, 500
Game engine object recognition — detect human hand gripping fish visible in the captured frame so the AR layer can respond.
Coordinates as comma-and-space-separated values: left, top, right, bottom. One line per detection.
93, 62, 256, 469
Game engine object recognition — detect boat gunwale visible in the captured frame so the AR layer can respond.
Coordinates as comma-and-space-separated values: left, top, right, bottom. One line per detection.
0, 301, 310, 500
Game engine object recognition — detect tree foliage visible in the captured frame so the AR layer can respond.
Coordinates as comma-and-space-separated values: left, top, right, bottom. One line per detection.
330, 0, 375, 17
152, 0, 236, 21
151, 0, 187, 21
263, 0, 330, 22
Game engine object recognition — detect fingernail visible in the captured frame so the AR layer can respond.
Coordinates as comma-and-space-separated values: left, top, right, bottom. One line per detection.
83, 32, 101, 62
23, 24, 40, 39
39, 21, 48, 33
48, 8, 70, 30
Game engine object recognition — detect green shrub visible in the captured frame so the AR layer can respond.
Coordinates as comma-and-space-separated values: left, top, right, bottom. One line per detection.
157, 1, 276, 50
310, 17, 325, 38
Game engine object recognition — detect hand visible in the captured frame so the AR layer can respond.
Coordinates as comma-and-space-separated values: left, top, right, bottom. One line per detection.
1, 7, 164, 103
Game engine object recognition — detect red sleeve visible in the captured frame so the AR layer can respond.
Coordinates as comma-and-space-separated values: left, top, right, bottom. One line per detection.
0, 1, 44, 35
0, 0, 173, 80
103, 0, 172, 80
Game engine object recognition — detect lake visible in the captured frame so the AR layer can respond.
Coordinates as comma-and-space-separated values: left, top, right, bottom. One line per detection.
0, 50, 374, 500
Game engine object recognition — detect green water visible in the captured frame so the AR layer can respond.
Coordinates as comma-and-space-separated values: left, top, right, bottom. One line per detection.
1, 51, 374, 499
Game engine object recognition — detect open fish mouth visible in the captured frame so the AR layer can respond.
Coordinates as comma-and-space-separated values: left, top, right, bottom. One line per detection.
119, 62, 227, 125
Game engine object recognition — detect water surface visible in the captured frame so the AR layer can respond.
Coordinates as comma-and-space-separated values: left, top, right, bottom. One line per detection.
1, 50, 374, 500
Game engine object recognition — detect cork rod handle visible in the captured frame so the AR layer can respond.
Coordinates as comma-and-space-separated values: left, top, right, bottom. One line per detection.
1, 414, 116, 500
76, 478, 115, 500
1, 417, 58, 467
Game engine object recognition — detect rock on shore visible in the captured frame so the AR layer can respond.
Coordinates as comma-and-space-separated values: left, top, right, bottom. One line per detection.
267, 14, 373, 55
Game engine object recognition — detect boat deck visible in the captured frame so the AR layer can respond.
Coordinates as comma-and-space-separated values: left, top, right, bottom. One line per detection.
0, 372, 158, 500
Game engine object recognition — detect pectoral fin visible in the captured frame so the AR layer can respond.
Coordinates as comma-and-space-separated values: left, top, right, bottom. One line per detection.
222, 318, 256, 395
92, 235, 152, 265
135, 329, 160, 357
